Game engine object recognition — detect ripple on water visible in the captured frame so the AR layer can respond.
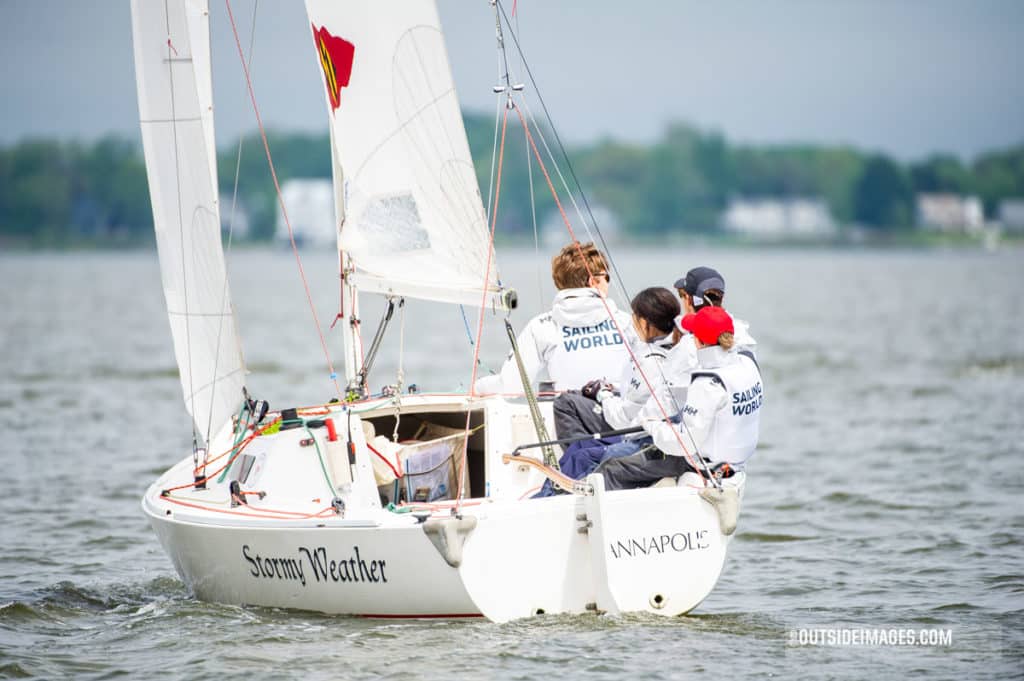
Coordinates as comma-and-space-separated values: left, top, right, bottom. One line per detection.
738, 532, 816, 543
0, 601, 55, 625
0, 662, 32, 679
910, 385, 954, 398
958, 355, 1024, 376
986, 532, 1022, 548
819, 491, 936, 512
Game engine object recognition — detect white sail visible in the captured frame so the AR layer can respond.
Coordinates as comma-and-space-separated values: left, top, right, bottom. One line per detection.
130, 0, 246, 443
304, 0, 507, 309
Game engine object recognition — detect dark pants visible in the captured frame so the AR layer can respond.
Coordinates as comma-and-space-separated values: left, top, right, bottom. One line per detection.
597, 448, 698, 491
553, 391, 611, 441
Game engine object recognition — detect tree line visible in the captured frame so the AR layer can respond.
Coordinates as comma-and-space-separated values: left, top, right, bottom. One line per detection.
1, 114, 1022, 246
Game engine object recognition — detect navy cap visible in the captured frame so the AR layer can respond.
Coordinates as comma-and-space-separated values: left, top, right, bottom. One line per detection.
673, 267, 725, 305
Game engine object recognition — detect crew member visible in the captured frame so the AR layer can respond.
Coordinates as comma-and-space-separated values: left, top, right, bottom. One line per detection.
474, 242, 631, 395
553, 286, 679, 441
599, 306, 763, 491
659, 266, 757, 408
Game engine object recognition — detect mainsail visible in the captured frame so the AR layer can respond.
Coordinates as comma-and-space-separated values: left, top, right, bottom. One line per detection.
130, 0, 246, 443
304, 1, 506, 309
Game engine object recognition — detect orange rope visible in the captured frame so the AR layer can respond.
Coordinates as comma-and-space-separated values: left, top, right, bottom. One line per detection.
456, 105, 511, 509
224, 0, 342, 399
163, 495, 337, 520
170, 418, 280, 493
510, 103, 707, 483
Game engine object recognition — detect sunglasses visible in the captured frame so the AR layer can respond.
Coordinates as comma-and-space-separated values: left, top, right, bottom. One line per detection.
592, 271, 611, 283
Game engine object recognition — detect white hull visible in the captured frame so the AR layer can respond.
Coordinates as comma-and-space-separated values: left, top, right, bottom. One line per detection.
143, 394, 742, 621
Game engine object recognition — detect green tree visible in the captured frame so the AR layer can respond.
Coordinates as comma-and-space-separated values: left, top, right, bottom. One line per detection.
853, 155, 913, 229
909, 154, 972, 194
0, 141, 72, 243
972, 146, 1024, 216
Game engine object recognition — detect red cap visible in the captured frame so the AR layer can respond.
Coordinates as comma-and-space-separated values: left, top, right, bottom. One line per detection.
678, 306, 734, 345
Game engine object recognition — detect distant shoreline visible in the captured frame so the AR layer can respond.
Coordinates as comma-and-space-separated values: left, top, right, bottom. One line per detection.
3, 232, 1020, 254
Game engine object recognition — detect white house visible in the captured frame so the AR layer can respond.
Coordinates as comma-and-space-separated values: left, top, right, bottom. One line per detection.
277, 178, 335, 247
720, 197, 837, 238
997, 198, 1024, 233
916, 193, 984, 233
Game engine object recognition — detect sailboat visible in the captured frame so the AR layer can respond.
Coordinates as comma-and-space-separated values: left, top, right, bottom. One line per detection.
131, 0, 745, 621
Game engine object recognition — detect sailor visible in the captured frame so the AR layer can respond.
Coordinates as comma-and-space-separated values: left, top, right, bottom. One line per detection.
659, 266, 757, 408
474, 242, 632, 396
595, 265, 756, 462
599, 306, 763, 491
552, 286, 679, 442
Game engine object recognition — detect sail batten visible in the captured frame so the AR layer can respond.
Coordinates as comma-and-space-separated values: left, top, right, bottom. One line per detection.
131, 0, 246, 444
305, 1, 505, 311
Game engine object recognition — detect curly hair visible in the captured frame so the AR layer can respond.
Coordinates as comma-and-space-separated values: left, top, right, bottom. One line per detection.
551, 242, 608, 290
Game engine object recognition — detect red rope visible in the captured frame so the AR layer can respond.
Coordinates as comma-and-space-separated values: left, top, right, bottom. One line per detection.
510, 103, 706, 483
163, 495, 337, 520
224, 0, 342, 398
456, 105, 511, 507
366, 441, 402, 480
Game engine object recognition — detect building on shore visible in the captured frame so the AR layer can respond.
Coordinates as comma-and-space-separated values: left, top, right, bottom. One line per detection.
915, 193, 984, 233
276, 178, 335, 247
997, 199, 1024, 234
720, 197, 837, 238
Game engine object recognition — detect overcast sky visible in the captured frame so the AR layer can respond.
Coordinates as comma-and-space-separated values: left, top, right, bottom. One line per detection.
1, 0, 1021, 160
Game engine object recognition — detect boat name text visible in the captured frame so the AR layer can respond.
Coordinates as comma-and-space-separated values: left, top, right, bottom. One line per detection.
242, 544, 387, 587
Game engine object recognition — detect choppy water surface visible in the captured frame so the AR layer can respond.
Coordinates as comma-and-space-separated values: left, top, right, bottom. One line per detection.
1, 247, 1021, 679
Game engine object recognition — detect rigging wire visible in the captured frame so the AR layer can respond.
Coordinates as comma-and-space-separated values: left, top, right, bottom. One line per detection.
509, 99, 710, 485
494, 0, 629, 303
512, 9, 545, 309
457, 103, 511, 510
224, 0, 343, 399
205, 0, 259, 455
492, 1, 714, 484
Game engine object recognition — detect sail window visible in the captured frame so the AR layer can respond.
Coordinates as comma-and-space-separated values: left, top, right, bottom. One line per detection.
357, 192, 430, 251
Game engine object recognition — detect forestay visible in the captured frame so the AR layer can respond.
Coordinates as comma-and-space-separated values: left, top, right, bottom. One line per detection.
304, 0, 507, 309
130, 0, 247, 444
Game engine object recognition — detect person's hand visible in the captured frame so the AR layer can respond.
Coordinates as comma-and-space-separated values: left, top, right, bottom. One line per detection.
596, 388, 614, 404
581, 379, 604, 400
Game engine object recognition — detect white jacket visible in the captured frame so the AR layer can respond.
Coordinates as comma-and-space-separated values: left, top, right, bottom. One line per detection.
645, 314, 756, 413
474, 288, 632, 394
645, 345, 763, 468
600, 334, 675, 429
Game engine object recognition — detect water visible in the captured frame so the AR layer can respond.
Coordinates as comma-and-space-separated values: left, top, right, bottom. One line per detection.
1, 247, 1022, 679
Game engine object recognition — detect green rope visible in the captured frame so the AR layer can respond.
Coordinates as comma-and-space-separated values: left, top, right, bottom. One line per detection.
304, 425, 338, 499
217, 401, 253, 483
